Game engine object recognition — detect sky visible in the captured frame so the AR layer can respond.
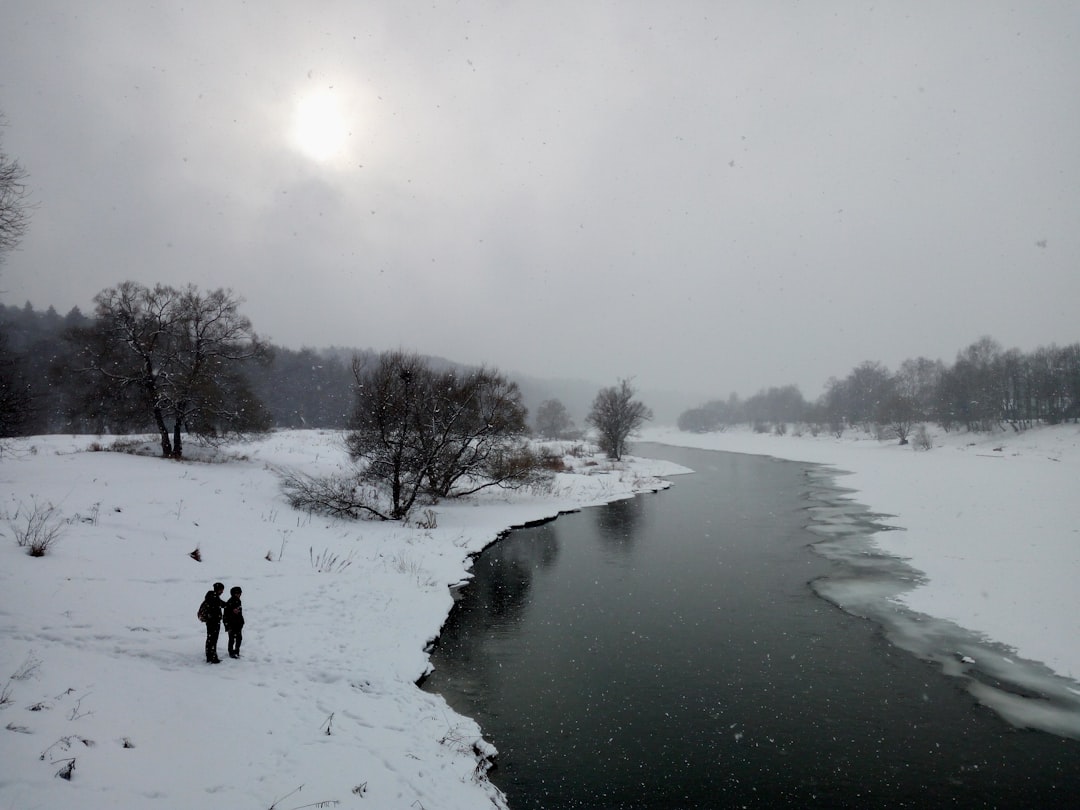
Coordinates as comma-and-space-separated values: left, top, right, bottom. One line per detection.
1, 1, 1078, 402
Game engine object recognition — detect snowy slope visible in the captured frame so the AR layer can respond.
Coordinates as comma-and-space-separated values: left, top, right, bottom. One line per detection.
0, 431, 682, 810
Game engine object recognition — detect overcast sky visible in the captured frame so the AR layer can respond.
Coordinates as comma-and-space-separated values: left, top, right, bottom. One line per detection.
2, 1, 1078, 402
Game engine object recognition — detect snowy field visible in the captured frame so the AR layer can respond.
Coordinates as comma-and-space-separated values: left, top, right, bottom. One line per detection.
641, 423, 1080, 732
0, 431, 684, 810
2, 424, 1079, 809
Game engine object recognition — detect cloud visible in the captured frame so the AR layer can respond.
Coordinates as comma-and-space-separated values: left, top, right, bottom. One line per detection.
2, 1, 1078, 402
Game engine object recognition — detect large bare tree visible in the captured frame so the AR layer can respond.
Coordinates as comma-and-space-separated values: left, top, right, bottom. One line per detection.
73, 282, 269, 457
345, 351, 433, 519
344, 351, 541, 519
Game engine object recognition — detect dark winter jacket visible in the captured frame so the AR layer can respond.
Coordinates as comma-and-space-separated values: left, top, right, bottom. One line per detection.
202, 591, 226, 624
224, 596, 244, 630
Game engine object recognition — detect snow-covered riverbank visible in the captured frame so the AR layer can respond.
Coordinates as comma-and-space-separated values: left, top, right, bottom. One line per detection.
641, 423, 1080, 688
3, 424, 1078, 808
0, 431, 685, 810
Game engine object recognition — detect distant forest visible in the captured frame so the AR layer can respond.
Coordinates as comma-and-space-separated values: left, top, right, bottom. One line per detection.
0, 300, 358, 435
678, 336, 1080, 440
0, 298, 593, 439
2, 300, 1078, 442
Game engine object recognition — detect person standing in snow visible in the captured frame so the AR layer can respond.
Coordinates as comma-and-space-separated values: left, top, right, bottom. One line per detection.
223, 586, 244, 659
200, 582, 227, 663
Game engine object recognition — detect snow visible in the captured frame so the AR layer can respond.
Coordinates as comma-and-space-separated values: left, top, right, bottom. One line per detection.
0, 431, 683, 810
3, 423, 1079, 807
640, 424, 1080, 707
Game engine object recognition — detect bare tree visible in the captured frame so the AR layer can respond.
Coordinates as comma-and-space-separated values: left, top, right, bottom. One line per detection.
0, 116, 31, 262
421, 366, 535, 498
534, 398, 574, 439
71, 282, 269, 457
938, 336, 1004, 432
0, 118, 34, 441
875, 390, 917, 445
896, 357, 945, 423
345, 352, 543, 520
164, 285, 270, 450
345, 351, 432, 519
844, 361, 894, 430
586, 378, 652, 461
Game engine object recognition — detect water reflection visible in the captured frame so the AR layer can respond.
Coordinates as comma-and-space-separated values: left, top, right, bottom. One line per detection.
461, 525, 559, 626
593, 494, 644, 548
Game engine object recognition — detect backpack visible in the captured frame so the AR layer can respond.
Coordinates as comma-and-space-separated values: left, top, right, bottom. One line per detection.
197, 600, 208, 623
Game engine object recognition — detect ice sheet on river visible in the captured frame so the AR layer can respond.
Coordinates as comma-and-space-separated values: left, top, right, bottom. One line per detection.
802, 464, 1080, 740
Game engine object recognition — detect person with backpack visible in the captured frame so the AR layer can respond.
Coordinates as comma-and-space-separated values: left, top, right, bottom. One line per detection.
198, 582, 227, 663
223, 586, 244, 659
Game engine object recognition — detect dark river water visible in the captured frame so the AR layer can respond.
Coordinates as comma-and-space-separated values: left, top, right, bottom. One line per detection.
422, 444, 1080, 808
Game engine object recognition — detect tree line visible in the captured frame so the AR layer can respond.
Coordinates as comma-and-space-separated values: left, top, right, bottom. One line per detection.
0, 298, 357, 438
0, 295, 655, 449
678, 336, 1080, 441
0, 286, 653, 520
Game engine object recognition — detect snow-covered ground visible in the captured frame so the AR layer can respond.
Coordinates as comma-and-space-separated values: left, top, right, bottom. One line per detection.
641, 423, 1080, 730
0, 431, 684, 810
3, 424, 1078, 808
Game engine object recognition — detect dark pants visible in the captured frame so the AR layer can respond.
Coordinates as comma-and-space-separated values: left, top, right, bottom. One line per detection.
205, 621, 221, 662
227, 625, 243, 657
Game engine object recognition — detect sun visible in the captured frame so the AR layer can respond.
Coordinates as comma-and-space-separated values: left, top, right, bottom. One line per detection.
290, 87, 350, 162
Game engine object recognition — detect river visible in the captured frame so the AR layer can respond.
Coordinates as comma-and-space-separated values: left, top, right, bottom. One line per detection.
422, 444, 1080, 808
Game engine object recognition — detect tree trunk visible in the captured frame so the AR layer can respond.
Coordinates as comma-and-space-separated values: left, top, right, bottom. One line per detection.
171, 413, 184, 459
153, 405, 172, 458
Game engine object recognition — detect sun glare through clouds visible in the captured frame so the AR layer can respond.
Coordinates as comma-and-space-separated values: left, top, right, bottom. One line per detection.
290, 86, 351, 162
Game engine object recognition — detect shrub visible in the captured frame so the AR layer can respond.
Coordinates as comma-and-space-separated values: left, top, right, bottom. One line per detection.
309, 546, 354, 573
10, 652, 42, 681
537, 446, 570, 472
411, 509, 438, 530
109, 437, 154, 455
9, 499, 65, 557
912, 424, 933, 451
279, 469, 393, 521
